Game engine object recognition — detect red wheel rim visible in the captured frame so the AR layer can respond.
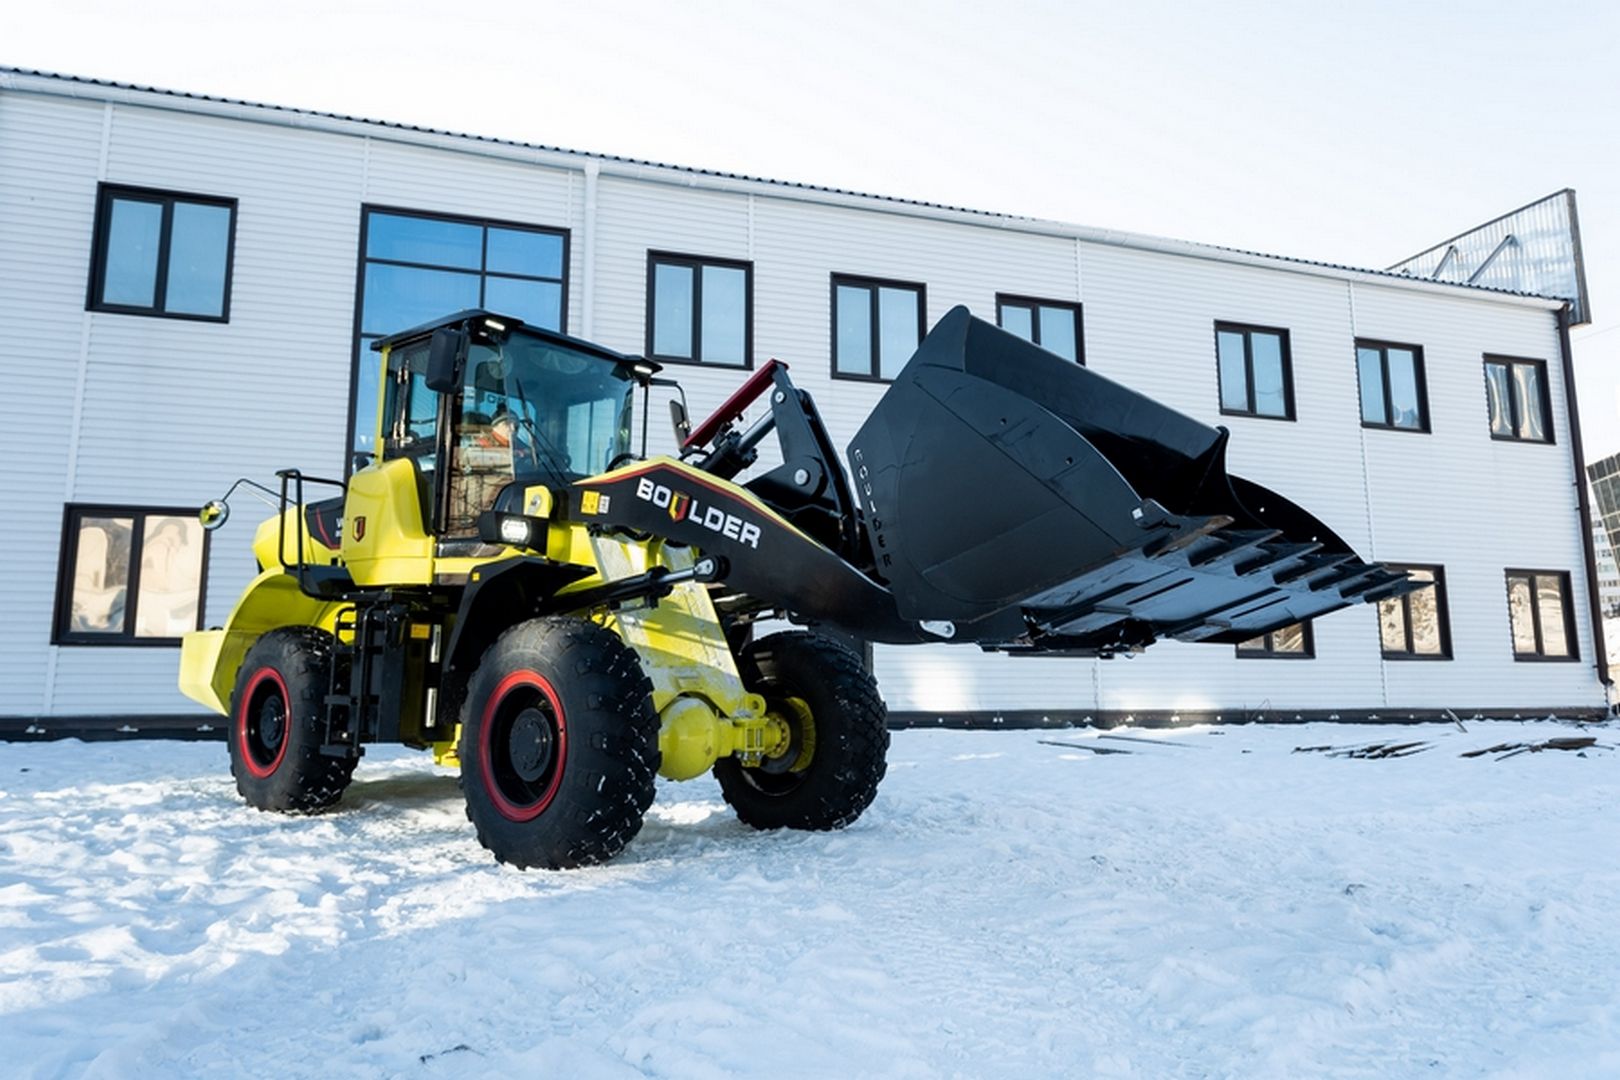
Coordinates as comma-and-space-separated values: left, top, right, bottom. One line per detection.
478, 670, 568, 822
237, 667, 291, 779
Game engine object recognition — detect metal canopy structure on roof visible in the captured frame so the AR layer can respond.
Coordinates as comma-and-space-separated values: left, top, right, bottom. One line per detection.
1388, 189, 1591, 325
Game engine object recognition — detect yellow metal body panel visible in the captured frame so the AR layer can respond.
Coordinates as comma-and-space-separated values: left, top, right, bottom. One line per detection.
177, 567, 344, 715
342, 458, 434, 586
583, 533, 786, 781
521, 484, 554, 518
432, 733, 461, 767
178, 629, 230, 714
252, 508, 344, 573
658, 697, 790, 780
590, 535, 753, 715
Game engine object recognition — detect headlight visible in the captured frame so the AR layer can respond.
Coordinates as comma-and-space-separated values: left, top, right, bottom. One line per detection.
498, 516, 534, 547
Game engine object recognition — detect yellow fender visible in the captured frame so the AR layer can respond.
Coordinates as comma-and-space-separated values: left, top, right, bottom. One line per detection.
178, 567, 344, 715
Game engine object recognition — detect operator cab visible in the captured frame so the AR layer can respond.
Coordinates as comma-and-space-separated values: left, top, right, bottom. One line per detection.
371, 311, 654, 539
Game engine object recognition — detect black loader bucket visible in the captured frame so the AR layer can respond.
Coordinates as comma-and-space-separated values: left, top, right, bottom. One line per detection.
848, 307, 1411, 655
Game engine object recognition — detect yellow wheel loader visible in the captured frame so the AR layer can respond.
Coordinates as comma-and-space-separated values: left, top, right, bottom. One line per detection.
180, 307, 1409, 868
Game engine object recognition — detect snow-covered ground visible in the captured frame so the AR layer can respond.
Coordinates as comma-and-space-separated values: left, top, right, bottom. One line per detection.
3, 721, 1618, 1079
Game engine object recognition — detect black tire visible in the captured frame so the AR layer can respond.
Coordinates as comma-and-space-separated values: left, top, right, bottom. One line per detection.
459, 616, 660, 870
715, 631, 888, 831
228, 627, 355, 813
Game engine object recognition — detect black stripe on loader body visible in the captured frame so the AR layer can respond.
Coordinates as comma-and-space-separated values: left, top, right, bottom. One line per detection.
571, 461, 927, 645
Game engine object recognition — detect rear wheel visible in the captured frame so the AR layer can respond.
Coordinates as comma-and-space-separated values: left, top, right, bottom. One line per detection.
459, 616, 660, 869
228, 627, 355, 813
715, 631, 888, 831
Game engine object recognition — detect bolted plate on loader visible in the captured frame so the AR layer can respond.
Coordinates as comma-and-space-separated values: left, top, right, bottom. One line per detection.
847, 307, 1416, 656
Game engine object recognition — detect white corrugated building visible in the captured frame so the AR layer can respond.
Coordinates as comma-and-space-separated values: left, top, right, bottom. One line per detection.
0, 67, 1608, 731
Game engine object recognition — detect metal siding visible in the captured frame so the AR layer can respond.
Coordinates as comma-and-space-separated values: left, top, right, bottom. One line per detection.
1350, 283, 1596, 709
0, 86, 1605, 718
6, 99, 367, 714
0, 93, 104, 714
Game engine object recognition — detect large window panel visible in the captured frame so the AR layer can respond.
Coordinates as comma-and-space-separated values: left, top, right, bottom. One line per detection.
835, 284, 873, 377
645, 253, 752, 368
486, 227, 564, 278
1250, 333, 1287, 417
1515, 364, 1548, 442
484, 277, 564, 331
366, 213, 483, 269
831, 274, 925, 382
352, 207, 568, 455
164, 203, 233, 316
89, 184, 237, 321
997, 294, 1083, 364
1484, 356, 1553, 444
1217, 329, 1249, 412
101, 199, 163, 307
1505, 569, 1576, 660
701, 264, 748, 366
1236, 621, 1314, 659
1000, 303, 1033, 340
878, 286, 920, 380
1214, 322, 1294, 420
1357, 347, 1387, 425
134, 515, 208, 638
54, 506, 209, 646
1377, 565, 1451, 659
360, 264, 482, 336
652, 263, 695, 359
1356, 340, 1429, 433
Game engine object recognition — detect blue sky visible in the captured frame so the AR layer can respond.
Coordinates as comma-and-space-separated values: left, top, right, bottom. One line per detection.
7, 0, 1618, 451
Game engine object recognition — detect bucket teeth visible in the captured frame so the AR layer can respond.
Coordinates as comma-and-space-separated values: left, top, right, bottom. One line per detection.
1356, 569, 1419, 602
1274, 553, 1352, 585
1186, 529, 1282, 568
1310, 563, 1375, 592
1142, 515, 1230, 559
1233, 540, 1322, 577
1336, 567, 1398, 599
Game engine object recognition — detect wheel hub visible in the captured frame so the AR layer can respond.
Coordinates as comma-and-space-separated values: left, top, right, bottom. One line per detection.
257, 697, 286, 751
508, 707, 556, 782
758, 696, 815, 775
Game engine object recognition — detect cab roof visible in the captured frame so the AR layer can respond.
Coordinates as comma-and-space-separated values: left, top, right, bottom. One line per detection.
369, 309, 658, 375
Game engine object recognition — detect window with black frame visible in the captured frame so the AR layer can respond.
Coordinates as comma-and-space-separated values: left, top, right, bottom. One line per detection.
832, 274, 926, 381
1505, 570, 1577, 660
53, 506, 209, 645
1235, 621, 1313, 658
1356, 340, 1429, 432
1377, 565, 1450, 659
88, 185, 236, 321
1215, 322, 1294, 420
352, 208, 568, 456
646, 252, 751, 368
1483, 356, 1553, 443
996, 294, 1083, 364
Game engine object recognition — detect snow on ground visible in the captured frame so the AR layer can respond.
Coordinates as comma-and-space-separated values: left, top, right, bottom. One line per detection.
3, 721, 1619, 1079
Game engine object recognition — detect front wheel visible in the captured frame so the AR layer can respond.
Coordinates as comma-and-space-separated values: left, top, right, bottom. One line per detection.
715, 632, 889, 831
228, 627, 355, 813
459, 617, 660, 869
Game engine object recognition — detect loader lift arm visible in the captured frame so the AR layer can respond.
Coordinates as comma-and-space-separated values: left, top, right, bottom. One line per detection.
684, 360, 865, 565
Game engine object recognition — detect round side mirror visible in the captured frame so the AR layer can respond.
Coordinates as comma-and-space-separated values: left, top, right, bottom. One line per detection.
199, 500, 229, 531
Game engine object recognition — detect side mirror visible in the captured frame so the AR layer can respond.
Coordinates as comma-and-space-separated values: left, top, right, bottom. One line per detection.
668, 399, 692, 446
199, 500, 229, 531
425, 326, 469, 393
